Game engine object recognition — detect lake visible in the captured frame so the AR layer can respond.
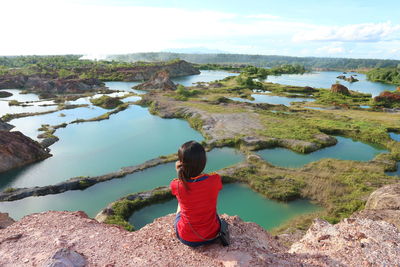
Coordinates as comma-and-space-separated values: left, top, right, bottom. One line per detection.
266, 71, 397, 97
256, 136, 387, 168
0, 147, 244, 220
230, 94, 314, 106
130, 183, 320, 230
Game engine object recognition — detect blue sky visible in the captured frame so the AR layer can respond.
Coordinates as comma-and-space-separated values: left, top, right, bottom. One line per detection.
1, 0, 400, 59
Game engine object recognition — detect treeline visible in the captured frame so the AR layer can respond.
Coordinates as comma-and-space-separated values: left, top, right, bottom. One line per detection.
107, 52, 400, 70
0, 55, 183, 80
366, 67, 400, 85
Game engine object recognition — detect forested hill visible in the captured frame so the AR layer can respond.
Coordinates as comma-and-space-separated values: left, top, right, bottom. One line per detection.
107, 52, 400, 70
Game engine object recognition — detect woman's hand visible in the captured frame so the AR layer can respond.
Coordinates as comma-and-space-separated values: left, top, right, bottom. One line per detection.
175, 160, 182, 172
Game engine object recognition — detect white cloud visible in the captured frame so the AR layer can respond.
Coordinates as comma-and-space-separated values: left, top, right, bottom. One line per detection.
293, 22, 400, 42
316, 44, 345, 54
245, 14, 280, 20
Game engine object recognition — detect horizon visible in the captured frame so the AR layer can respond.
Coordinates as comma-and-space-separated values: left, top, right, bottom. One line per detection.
1, 0, 400, 60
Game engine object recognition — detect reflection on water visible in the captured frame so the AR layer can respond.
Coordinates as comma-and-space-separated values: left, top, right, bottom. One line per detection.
230, 94, 314, 106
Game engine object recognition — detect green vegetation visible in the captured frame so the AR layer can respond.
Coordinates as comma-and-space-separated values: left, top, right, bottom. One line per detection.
3, 187, 16, 193
90, 95, 123, 109
366, 67, 400, 85
107, 52, 400, 70
104, 188, 173, 231
314, 90, 372, 107
0, 55, 188, 82
227, 155, 396, 231
173, 84, 201, 101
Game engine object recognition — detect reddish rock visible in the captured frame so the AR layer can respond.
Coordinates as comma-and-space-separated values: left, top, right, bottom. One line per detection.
290, 218, 400, 266
134, 70, 177, 91
374, 91, 400, 104
0, 213, 15, 229
331, 84, 350, 95
0, 131, 51, 173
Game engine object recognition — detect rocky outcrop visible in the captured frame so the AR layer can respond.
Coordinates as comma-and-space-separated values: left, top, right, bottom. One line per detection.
1, 211, 399, 266
374, 91, 400, 106
114, 60, 199, 81
134, 70, 177, 91
142, 95, 336, 153
0, 131, 51, 173
289, 217, 400, 266
0, 213, 15, 229
0, 74, 105, 96
330, 84, 350, 95
0, 91, 12, 98
336, 75, 358, 82
0, 119, 13, 131
90, 95, 123, 109
352, 183, 400, 229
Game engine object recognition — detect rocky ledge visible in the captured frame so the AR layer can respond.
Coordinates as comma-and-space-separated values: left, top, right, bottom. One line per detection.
134, 70, 177, 91
0, 131, 51, 173
0, 74, 105, 96
0, 119, 13, 131
0, 210, 399, 266
142, 95, 337, 153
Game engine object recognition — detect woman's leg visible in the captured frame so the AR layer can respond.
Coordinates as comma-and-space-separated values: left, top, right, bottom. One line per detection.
176, 203, 181, 214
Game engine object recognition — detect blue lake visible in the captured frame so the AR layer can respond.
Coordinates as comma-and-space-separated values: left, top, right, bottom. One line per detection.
130, 183, 320, 230
266, 71, 397, 97
256, 136, 387, 168
230, 94, 314, 106
0, 148, 244, 220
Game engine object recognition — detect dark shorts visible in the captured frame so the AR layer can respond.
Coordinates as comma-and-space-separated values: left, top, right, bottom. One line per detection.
174, 212, 221, 247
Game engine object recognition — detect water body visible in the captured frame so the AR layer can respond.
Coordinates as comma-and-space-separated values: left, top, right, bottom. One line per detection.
0, 148, 244, 220
230, 94, 314, 106
130, 183, 320, 230
0, 105, 204, 189
10, 106, 106, 139
389, 132, 400, 142
172, 70, 239, 86
104, 71, 238, 90
266, 71, 397, 97
256, 136, 387, 168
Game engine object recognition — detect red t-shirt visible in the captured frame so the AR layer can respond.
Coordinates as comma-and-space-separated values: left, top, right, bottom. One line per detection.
170, 173, 222, 242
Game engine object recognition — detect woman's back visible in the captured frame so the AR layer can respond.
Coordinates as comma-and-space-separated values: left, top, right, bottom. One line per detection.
170, 173, 222, 242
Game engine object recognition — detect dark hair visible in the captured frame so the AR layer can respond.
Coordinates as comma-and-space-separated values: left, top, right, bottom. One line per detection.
177, 141, 206, 186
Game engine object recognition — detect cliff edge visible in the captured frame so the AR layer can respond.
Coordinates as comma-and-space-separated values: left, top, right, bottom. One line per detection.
0, 210, 399, 266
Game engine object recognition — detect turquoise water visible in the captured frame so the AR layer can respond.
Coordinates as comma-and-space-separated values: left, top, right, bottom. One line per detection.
386, 163, 400, 177
266, 71, 397, 97
104, 81, 146, 94
172, 70, 239, 86
230, 94, 314, 106
130, 183, 320, 230
256, 136, 387, 168
104, 71, 238, 90
0, 148, 244, 220
11, 106, 106, 139
0, 105, 204, 189
389, 132, 400, 142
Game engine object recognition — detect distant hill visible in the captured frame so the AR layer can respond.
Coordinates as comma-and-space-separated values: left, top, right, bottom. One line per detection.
107, 52, 400, 70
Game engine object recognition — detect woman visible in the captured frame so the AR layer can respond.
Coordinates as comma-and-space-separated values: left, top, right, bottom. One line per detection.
170, 141, 222, 247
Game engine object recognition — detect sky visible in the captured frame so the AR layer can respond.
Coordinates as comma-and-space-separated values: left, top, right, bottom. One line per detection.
1, 0, 400, 59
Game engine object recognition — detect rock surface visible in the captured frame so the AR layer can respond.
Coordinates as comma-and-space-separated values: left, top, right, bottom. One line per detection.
290, 217, 400, 266
0, 213, 15, 229
1, 211, 399, 266
365, 183, 400, 210
0, 211, 305, 266
0, 119, 14, 131
0, 74, 105, 95
330, 84, 350, 95
375, 91, 400, 104
0, 91, 13, 98
0, 131, 51, 173
134, 70, 177, 91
